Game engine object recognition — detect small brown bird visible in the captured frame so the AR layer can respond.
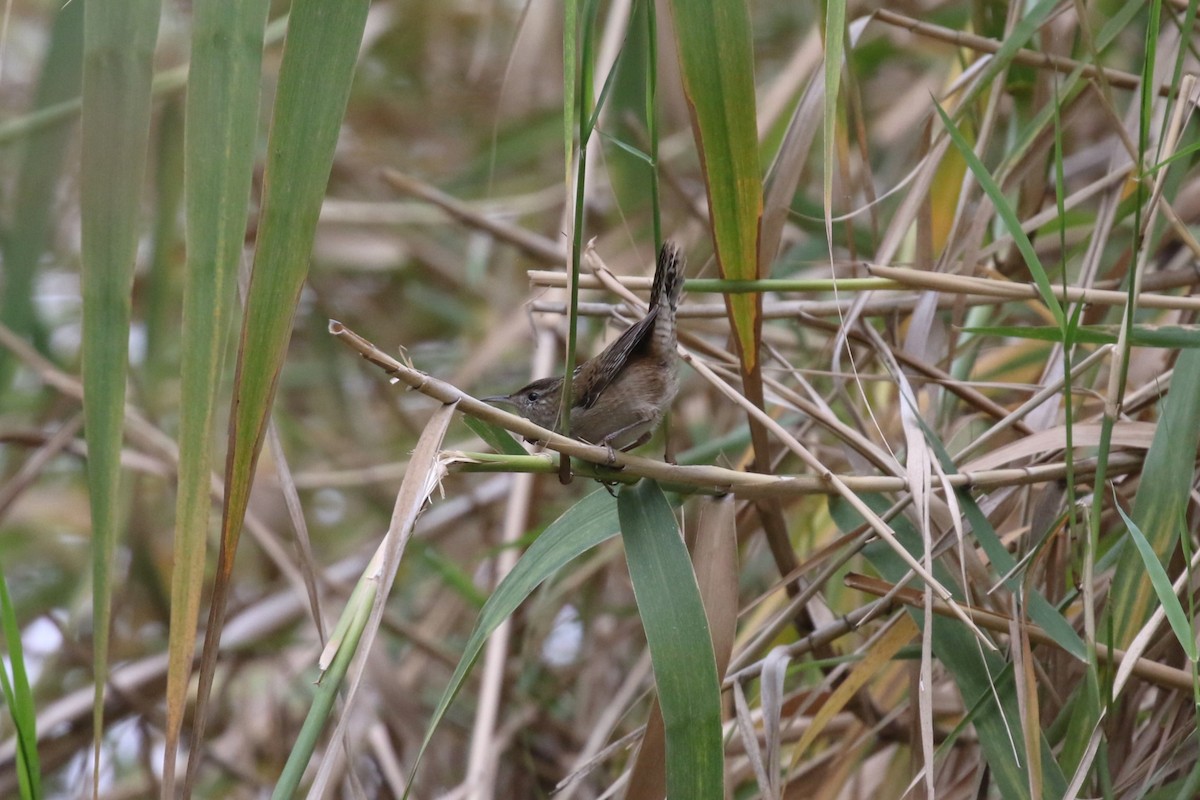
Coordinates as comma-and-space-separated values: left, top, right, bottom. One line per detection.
485, 241, 684, 460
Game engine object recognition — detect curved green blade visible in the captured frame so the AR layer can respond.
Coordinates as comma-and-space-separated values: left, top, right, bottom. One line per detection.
619, 480, 724, 799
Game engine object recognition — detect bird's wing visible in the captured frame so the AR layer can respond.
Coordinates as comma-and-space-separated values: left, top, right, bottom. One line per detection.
574, 307, 658, 410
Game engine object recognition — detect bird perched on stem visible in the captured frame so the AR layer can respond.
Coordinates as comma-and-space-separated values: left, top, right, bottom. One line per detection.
485, 241, 684, 463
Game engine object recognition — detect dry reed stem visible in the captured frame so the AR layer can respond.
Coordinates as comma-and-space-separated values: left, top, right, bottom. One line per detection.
329, 321, 1147, 498
872, 9, 1168, 96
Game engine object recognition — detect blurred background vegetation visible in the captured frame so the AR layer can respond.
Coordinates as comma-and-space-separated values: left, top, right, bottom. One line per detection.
3, 0, 1200, 797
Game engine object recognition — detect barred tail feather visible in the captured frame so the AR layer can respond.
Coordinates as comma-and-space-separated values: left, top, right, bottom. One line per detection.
650, 240, 684, 311
649, 240, 683, 360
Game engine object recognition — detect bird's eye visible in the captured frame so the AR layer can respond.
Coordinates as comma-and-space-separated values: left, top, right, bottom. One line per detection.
527, 391, 540, 402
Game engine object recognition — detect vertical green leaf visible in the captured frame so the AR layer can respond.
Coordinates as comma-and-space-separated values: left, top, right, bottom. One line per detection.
821, 0, 846, 252
665, 0, 763, 368
1108, 349, 1200, 647
162, 0, 268, 794
184, 0, 374, 779
563, 0, 578, 193
1114, 502, 1198, 662
0, 562, 40, 799
79, 0, 161, 779
143, 97, 185, 415
618, 480, 723, 798
0, 0, 84, 391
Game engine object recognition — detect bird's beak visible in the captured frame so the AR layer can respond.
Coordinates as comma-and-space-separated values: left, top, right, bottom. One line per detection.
481, 395, 515, 406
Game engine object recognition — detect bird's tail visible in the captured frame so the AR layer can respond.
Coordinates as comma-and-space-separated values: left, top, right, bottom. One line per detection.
649, 240, 684, 312
649, 240, 683, 357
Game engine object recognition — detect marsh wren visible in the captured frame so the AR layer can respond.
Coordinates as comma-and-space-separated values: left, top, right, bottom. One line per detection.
485, 241, 684, 460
